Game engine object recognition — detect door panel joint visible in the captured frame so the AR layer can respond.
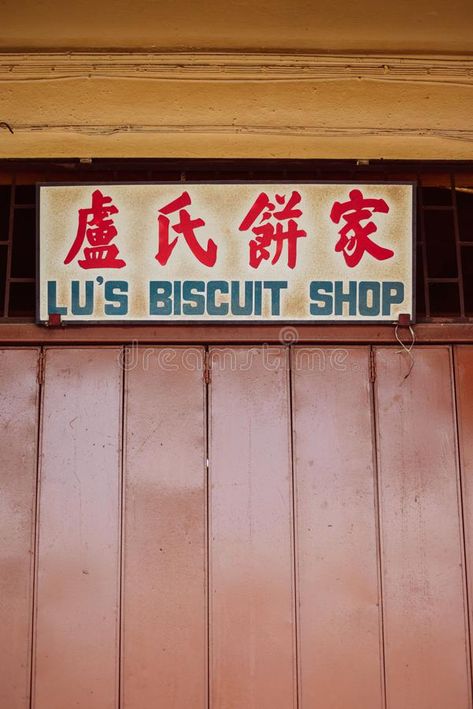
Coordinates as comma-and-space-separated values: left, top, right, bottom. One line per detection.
369, 347, 377, 383
36, 349, 46, 386
204, 350, 212, 385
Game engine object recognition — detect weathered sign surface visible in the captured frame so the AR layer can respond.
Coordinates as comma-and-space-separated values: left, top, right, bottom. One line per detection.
38, 183, 414, 322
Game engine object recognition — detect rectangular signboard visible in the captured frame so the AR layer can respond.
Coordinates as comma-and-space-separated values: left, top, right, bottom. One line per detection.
38, 182, 414, 323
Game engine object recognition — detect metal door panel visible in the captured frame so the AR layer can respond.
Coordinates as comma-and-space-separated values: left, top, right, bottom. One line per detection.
0, 348, 39, 709
292, 347, 383, 708
4, 340, 473, 709
454, 345, 473, 688
122, 347, 207, 709
375, 346, 470, 709
209, 347, 296, 709
33, 348, 122, 709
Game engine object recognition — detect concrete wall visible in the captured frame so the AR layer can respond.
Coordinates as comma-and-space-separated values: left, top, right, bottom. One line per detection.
1, 1, 472, 159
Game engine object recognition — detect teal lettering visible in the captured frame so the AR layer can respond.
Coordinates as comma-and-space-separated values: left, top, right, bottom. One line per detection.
358, 281, 380, 316
47, 281, 67, 315
207, 281, 229, 316
263, 281, 288, 316
382, 281, 404, 316
104, 281, 128, 315
309, 281, 333, 316
71, 280, 94, 316
231, 281, 253, 316
149, 281, 172, 315
334, 281, 357, 316
183, 281, 205, 315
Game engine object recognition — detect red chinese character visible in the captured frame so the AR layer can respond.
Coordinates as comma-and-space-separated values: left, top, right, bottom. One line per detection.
330, 188, 394, 268
239, 191, 307, 269
64, 189, 126, 269
155, 191, 217, 267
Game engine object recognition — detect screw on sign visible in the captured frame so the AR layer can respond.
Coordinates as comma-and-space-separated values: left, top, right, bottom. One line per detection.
155, 191, 218, 267
239, 191, 307, 269
330, 189, 394, 268
64, 189, 126, 269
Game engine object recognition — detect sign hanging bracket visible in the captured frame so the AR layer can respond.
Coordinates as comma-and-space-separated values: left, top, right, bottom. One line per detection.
47, 313, 64, 328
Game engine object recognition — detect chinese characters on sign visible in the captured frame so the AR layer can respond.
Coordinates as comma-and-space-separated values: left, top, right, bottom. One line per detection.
155, 191, 217, 267
238, 191, 306, 269
330, 189, 394, 268
64, 189, 126, 269
65, 188, 393, 271
39, 183, 414, 322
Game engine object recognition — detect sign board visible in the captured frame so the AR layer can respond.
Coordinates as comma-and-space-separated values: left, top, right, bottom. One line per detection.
38, 182, 414, 323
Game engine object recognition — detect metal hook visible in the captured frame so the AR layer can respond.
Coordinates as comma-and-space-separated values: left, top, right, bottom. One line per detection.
395, 323, 415, 379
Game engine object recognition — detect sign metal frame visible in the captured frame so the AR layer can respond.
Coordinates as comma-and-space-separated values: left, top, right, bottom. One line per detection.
36, 180, 416, 325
